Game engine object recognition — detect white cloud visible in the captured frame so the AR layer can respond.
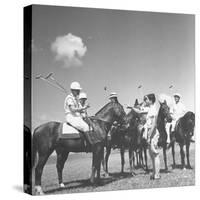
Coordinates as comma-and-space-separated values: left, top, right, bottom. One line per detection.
51, 33, 87, 68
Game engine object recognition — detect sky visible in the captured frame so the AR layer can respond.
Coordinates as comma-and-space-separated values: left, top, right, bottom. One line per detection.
31, 5, 195, 129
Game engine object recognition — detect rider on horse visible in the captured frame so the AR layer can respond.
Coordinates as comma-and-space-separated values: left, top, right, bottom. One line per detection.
109, 92, 118, 103
165, 93, 186, 143
108, 93, 119, 135
64, 81, 90, 136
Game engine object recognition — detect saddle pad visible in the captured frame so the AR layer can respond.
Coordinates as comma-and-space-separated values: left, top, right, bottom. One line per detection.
62, 122, 79, 134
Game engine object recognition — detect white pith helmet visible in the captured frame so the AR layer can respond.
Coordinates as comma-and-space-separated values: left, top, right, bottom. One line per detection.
173, 93, 181, 98
70, 81, 82, 90
109, 92, 117, 99
79, 92, 87, 99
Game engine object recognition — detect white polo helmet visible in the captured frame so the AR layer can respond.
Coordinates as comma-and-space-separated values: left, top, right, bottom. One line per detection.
173, 93, 181, 98
70, 81, 82, 90
109, 92, 117, 99
79, 92, 87, 99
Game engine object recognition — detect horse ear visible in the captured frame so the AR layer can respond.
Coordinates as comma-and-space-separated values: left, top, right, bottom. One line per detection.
134, 99, 139, 107
164, 100, 167, 105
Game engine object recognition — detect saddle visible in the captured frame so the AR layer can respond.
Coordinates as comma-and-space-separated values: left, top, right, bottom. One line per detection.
59, 122, 81, 139
59, 117, 94, 140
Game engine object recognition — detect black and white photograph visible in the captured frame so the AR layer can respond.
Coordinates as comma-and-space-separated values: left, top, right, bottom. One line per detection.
23, 4, 195, 196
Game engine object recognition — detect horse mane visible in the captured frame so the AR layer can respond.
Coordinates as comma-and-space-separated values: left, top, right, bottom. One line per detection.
95, 102, 114, 116
95, 101, 124, 118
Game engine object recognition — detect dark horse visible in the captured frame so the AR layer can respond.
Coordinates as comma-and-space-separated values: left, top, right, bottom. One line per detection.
102, 107, 140, 177
170, 111, 195, 169
32, 102, 126, 194
156, 100, 172, 171
102, 100, 173, 176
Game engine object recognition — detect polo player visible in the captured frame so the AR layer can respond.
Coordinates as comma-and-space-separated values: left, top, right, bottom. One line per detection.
64, 81, 90, 136
165, 93, 186, 143
108, 92, 118, 135
109, 92, 118, 103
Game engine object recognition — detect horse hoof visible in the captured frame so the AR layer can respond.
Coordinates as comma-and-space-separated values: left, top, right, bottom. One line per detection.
90, 178, 95, 185
60, 183, 65, 188
35, 186, 44, 195
131, 172, 136, 176
103, 173, 110, 178
183, 167, 186, 171
187, 165, 193, 169
171, 164, 176, 169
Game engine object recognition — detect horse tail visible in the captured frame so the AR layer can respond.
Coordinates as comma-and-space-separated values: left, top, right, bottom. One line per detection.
32, 130, 38, 169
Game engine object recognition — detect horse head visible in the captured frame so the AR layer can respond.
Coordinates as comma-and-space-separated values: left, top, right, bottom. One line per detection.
182, 111, 195, 132
95, 102, 126, 126
159, 100, 172, 123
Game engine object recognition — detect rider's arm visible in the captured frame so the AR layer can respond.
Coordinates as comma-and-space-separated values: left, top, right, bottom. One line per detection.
69, 104, 89, 113
127, 106, 148, 114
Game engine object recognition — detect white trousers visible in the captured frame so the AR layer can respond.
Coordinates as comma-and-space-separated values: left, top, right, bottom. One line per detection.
165, 119, 177, 143
65, 114, 89, 132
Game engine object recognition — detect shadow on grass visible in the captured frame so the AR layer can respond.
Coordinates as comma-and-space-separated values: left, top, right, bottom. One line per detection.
171, 164, 193, 170
45, 172, 133, 194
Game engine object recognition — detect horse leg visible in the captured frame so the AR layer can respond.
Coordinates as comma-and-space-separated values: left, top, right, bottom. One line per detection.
186, 141, 192, 169
120, 146, 125, 174
171, 142, 176, 169
97, 145, 104, 181
136, 151, 139, 167
35, 151, 53, 195
144, 147, 149, 173
96, 144, 104, 184
163, 146, 168, 171
140, 149, 144, 168
180, 144, 186, 169
90, 143, 103, 184
90, 152, 96, 184
56, 150, 69, 188
103, 146, 111, 177
129, 148, 136, 176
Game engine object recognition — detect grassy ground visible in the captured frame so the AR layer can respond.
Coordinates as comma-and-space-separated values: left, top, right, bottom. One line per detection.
35, 143, 195, 195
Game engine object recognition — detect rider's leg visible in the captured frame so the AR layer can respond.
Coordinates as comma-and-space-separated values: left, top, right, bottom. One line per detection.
171, 120, 176, 132
66, 115, 90, 147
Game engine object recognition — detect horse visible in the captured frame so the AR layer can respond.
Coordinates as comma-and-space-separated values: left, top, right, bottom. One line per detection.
102, 107, 140, 177
32, 101, 126, 195
170, 111, 195, 169
156, 100, 173, 171
102, 99, 172, 176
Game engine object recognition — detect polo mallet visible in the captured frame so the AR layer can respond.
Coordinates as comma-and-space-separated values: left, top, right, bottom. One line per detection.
35, 74, 67, 94
45, 72, 67, 93
137, 84, 143, 103
169, 85, 174, 96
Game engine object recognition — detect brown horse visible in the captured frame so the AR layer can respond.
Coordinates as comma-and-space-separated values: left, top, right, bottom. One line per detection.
170, 111, 195, 169
32, 102, 126, 194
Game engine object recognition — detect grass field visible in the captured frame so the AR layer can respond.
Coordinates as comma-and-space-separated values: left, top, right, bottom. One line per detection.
34, 143, 195, 195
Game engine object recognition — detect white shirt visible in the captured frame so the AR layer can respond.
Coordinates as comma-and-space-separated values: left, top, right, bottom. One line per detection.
64, 93, 81, 116
172, 101, 186, 120
146, 104, 157, 128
